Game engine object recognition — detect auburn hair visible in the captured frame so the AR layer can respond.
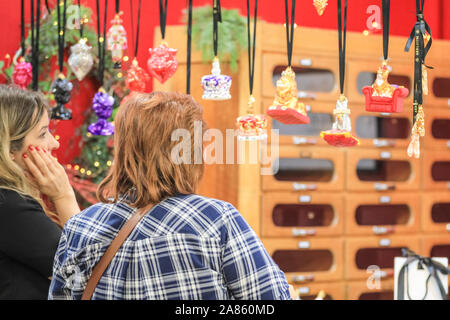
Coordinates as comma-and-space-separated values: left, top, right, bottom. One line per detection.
97, 91, 206, 208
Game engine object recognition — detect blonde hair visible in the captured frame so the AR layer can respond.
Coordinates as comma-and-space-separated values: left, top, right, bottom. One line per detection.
97, 91, 207, 208
0, 84, 53, 216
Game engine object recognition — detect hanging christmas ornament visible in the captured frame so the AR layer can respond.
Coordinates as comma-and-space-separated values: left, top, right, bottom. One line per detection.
68, 39, 94, 81
267, 0, 309, 125
125, 0, 149, 92
147, 0, 178, 84
89, 0, 114, 136
236, 0, 267, 141
404, 0, 432, 158
201, 58, 232, 100
107, 13, 127, 69
51, 0, 72, 120
313, 0, 328, 16
201, 0, 231, 100
51, 74, 73, 120
88, 89, 115, 136
363, 0, 409, 113
13, 0, 33, 89
321, 0, 359, 147
68, 1, 93, 81
13, 58, 33, 90
237, 96, 268, 141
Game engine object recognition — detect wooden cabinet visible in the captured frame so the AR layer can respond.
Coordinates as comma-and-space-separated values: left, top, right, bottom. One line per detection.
263, 238, 344, 283
346, 280, 394, 300
427, 68, 450, 108
263, 146, 344, 192
294, 282, 346, 300
423, 151, 450, 191
346, 148, 420, 192
421, 192, 450, 234
261, 192, 344, 237
345, 193, 420, 236
424, 109, 450, 150
345, 236, 420, 280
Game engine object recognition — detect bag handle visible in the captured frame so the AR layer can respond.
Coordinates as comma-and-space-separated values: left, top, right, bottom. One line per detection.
81, 203, 154, 300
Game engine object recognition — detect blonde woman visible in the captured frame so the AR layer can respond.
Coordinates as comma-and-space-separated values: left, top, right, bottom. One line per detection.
49, 92, 292, 300
0, 85, 80, 299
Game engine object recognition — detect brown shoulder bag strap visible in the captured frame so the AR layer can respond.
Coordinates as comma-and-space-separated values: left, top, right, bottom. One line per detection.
81, 204, 154, 300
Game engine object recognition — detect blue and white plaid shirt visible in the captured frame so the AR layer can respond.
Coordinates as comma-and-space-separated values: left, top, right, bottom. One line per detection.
48, 194, 291, 300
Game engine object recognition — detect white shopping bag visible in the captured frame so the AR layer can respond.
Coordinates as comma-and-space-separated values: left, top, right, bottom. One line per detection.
394, 257, 448, 300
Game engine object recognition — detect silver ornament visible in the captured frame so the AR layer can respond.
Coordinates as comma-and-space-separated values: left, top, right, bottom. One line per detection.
201, 58, 231, 100
68, 38, 94, 81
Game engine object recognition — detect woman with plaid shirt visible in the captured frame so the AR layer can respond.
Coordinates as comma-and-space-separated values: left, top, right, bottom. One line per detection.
48, 92, 292, 300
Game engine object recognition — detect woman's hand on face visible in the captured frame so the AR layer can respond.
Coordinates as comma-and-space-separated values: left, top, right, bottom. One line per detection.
22, 145, 74, 201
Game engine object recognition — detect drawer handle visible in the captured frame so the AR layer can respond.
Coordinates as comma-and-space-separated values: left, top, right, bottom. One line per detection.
446, 141, 450, 148
379, 238, 391, 247
374, 183, 395, 191
298, 241, 311, 249
297, 91, 317, 100
374, 269, 394, 279
379, 196, 391, 204
380, 151, 392, 159
292, 274, 315, 283
297, 287, 310, 295
299, 58, 312, 66
373, 139, 396, 148
373, 226, 395, 235
293, 183, 318, 191
293, 137, 318, 145
446, 224, 450, 232
299, 195, 312, 203
292, 228, 316, 237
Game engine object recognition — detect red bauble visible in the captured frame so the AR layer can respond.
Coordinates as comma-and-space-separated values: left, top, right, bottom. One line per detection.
320, 129, 360, 147
12, 58, 32, 89
126, 59, 150, 92
266, 107, 310, 125
147, 42, 178, 84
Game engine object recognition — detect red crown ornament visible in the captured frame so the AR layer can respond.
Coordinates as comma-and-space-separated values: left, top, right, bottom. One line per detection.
147, 41, 178, 84
126, 58, 150, 92
362, 61, 409, 113
237, 96, 268, 141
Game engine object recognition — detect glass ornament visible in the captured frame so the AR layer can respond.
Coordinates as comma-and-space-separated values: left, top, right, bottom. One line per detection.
107, 13, 128, 69
147, 41, 178, 84
201, 57, 231, 100
313, 0, 328, 16
51, 74, 73, 120
88, 88, 115, 136
68, 38, 94, 81
12, 57, 33, 89
236, 96, 268, 141
126, 58, 150, 92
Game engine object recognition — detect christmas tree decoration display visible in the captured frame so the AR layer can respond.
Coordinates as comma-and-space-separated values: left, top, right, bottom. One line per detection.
147, 0, 178, 84
313, 0, 328, 16
125, 0, 149, 92
320, 0, 359, 147
362, 0, 409, 113
236, 0, 267, 141
201, 0, 231, 100
51, 0, 72, 120
89, 0, 114, 136
12, 0, 32, 90
107, 13, 127, 69
68, 0, 93, 81
404, 0, 432, 159
267, 0, 309, 125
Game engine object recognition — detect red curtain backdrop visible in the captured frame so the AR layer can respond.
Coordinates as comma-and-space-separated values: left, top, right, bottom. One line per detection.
0, 0, 448, 164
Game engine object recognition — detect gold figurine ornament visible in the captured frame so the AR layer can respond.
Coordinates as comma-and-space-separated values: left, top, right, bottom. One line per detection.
313, 0, 328, 16
407, 105, 425, 159
372, 61, 395, 98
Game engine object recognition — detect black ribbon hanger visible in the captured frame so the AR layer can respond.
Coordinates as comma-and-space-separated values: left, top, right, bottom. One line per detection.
115, 0, 120, 14
284, 0, 296, 68
56, 0, 67, 75
213, 0, 222, 59
21, 0, 25, 57
246, 0, 258, 111
160, 0, 168, 41
129, 0, 142, 60
337, 0, 347, 97
78, 0, 84, 39
186, 0, 193, 94
382, 0, 390, 61
96, 0, 108, 88
30, 0, 41, 91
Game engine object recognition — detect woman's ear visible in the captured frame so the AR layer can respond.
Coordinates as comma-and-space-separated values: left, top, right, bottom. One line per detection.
9, 151, 16, 161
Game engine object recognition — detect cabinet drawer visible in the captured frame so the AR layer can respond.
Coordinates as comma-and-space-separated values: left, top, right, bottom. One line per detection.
261, 53, 339, 102
264, 98, 333, 147
348, 60, 413, 106
424, 109, 450, 150
352, 107, 411, 149
422, 192, 450, 234
263, 146, 344, 192
421, 235, 450, 286
293, 282, 345, 300
263, 238, 344, 283
346, 280, 394, 300
423, 151, 450, 191
345, 193, 420, 236
427, 68, 450, 108
345, 236, 420, 280
262, 192, 344, 237
346, 148, 420, 192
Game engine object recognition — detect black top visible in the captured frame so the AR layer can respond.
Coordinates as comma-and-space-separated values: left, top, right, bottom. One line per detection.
0, 188, 61, 300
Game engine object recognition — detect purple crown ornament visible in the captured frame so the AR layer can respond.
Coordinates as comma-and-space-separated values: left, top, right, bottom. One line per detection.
201, 57, 231, 100
88, 88, 115, 136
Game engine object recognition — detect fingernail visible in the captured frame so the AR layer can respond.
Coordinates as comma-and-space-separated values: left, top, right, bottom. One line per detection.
35, 146, 40, 151
22, 153, 27, 159
28, 145, 34, 151
43, 149, 47, 153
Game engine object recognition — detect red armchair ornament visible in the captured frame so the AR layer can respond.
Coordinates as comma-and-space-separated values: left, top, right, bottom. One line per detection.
362, 62, 409, 113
